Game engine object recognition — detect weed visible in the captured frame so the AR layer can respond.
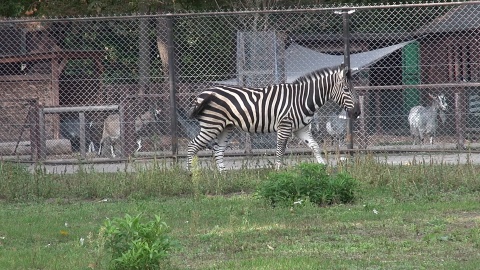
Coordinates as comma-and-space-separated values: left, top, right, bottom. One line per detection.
1, 153, 479, 205
101, 213, 177, 270
0, 162, 29, 201
256, 162, 359, 207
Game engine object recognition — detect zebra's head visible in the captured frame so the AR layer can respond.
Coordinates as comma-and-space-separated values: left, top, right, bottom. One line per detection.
331, 64, 361, 119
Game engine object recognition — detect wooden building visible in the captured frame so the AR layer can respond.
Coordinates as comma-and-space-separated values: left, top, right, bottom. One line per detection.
0, 22, 104, 150
418, 4, 480, 137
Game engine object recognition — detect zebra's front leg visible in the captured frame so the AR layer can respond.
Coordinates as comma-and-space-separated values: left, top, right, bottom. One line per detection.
98, 139, 104, 156
213, 125, 234, 172
293, 126, 325, 164
110, 144, 116, 158
419, 131, 425, 145
135, 138, 142, 152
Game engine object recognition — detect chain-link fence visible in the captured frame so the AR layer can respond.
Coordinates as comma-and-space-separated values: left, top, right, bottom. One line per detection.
1, 1, 480, 165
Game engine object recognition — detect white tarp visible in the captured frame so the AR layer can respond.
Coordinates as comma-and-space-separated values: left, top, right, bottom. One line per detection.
218, 40, 414, 85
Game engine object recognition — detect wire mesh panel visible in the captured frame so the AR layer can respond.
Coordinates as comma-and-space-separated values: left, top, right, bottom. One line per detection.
0, 99, 38, 158
1, 2, 480, 166
233, 31, 281, 151
0, 17, 172, 161
352, 3, 480, 151
174, 10, 347, 155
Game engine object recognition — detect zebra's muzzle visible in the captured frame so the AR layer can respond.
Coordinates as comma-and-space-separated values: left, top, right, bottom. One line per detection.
347, 102, 361, 119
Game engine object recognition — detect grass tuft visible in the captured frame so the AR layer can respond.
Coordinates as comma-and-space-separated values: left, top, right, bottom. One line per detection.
1, 154, 480, 269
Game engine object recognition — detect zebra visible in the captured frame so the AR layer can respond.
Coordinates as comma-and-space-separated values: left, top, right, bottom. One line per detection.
187, 64, 361, 171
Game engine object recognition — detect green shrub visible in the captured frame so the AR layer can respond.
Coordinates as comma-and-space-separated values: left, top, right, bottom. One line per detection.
256, 163, 359, 207
102, 213, 177, 270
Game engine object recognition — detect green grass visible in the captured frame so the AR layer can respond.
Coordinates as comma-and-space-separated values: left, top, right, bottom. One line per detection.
1, 155, 480, 269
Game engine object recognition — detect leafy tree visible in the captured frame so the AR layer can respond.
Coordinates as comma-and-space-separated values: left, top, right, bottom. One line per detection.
1, 0, 406, 17
0, 0, 37, 17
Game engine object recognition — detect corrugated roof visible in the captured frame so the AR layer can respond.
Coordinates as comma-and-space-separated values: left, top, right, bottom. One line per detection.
416, 3, 480, 35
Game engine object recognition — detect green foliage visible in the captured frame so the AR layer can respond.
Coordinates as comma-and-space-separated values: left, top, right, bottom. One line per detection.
256, 163, 359, 207
0, 161, 30, 180
2, 156, 480, 269
0, 0, 27, 17
2, 156, 480, 204
349, 155, 480, 202
0, 162, 32, 201
0, 160, 270, 202
1, 0, 408, 18
102, 213, 177, 270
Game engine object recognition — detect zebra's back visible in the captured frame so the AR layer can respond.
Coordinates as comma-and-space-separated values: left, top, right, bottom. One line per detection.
194, 84, 308, 133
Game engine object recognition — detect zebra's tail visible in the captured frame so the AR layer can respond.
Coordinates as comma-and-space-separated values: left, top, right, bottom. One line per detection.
189, 92, 216, 119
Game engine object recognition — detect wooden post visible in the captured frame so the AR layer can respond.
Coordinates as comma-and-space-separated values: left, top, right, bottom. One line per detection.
167, 16, 178, 158
455, 92, 465, 149
50, 58, 67, 140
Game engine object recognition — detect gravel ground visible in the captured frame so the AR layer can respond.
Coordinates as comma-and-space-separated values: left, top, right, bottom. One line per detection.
25, 151, 480, 174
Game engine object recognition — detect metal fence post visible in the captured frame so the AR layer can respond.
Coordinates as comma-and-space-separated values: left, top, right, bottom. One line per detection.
337, 9, 355, 154
38, 104, 47, 160
167, 15, 178, 159
358, 95, 367, 149
29, 99, 41, 161
79, 112, 86, 159
121, 97, 136, 158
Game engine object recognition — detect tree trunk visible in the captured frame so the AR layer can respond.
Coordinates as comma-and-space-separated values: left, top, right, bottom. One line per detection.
156, 17, 169, 78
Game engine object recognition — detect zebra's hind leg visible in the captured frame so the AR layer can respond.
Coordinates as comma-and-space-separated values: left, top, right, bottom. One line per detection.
275, 126, 292, 169
187, 128, 218, 171
293, 125, 325, 164
212, 125, 234, 172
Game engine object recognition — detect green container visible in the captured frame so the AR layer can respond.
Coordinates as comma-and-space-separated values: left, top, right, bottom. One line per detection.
402, 41, 420, 115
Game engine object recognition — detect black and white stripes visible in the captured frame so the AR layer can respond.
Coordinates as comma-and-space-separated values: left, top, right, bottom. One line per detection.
187, 64, 361, 171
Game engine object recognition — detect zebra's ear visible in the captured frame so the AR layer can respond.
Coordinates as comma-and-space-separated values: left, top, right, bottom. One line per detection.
339, 63, 350, 78
341, 65, 350, 78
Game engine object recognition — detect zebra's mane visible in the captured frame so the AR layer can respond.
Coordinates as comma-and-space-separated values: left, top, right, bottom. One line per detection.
291, 64, 344, 85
